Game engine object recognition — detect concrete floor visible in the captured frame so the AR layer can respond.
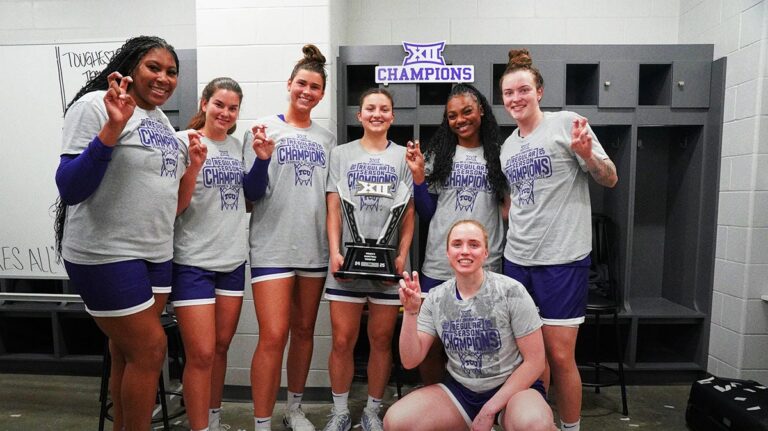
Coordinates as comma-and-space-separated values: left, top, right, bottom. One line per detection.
0, 373, 693, 430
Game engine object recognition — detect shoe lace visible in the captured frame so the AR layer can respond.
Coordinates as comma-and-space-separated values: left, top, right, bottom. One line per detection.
325, 411, 349, 426
362, 409, 383, 431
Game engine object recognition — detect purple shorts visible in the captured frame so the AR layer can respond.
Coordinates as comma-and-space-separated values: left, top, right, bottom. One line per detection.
64, 259, 171, 317
419, 273, 445, 294
503, 256, 590, 326
250, 266, 327, 283
171, 262, 246, 307
439, 373, 546, 426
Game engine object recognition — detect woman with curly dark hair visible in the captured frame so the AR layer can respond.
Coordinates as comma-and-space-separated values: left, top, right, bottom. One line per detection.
54, 35, 206, 430
405, 83, 507, 384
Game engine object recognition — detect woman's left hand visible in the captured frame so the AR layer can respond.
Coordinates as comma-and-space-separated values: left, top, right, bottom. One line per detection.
188, 130, 208, 171
570, 117, 593, 160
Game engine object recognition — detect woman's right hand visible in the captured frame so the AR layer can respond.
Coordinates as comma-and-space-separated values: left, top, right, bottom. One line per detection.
101, 72, 136, 145
398, 271, 422, 315
405, 140, 426, 184
330, 251, 350, 282
251, 124, 276, 160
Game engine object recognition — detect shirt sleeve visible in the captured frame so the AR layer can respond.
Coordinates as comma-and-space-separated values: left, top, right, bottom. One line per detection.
413, 182, 438, 221
243, 157, 271, 201
55, 136, 114, 205
507, 281, 543, 338
416, 292, 438, 337
326, 146, 342, 193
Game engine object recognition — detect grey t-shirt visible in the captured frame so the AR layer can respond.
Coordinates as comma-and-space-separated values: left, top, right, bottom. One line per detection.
243, 115, 336, 268
422, 146, 504, 281
500, 111, 609, 265
418, 271, 542, 392
61, 90, 188, 264
324, 140, 413, 294
173, 132, 247, 272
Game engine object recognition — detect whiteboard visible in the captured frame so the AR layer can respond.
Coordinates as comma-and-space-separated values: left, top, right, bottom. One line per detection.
0, 41, 121, 279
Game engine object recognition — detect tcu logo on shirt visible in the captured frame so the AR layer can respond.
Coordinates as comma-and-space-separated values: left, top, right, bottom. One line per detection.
356, 181, 394, 198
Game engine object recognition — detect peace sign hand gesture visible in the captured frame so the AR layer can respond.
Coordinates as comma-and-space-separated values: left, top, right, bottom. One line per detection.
405, 140, 426, 184
251, 125, 275, 160
398, 271, 422, 315
570, 117, 593, 160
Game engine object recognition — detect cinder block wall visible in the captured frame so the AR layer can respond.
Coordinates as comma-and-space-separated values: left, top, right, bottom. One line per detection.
679, 0, 768, 384
195, 0, 336, 388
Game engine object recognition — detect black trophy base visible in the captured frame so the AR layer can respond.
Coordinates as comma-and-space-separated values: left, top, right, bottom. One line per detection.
333, 242, 402, 281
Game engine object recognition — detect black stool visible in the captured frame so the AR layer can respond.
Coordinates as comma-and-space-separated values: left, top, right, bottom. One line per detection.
580, 214, 628, 416
98, 314, 186, 431
581, 290, 629, 416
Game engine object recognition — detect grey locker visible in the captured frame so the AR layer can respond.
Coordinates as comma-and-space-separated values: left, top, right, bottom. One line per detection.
672, 60, 711, 108
337, 44, 725, 379
599, 61, 639, 108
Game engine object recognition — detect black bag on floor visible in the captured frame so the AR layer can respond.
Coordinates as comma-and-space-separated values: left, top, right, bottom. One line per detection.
686, 376, 768, 431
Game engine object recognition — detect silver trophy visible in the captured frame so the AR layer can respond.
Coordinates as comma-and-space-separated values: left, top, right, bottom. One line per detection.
334, 179, 411, 281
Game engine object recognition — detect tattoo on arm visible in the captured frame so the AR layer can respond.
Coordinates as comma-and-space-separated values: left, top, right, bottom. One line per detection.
588, 157, 617, 187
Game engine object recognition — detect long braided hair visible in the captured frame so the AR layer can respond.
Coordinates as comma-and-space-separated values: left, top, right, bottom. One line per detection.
422, 83, 507, 202
53, 36, 179, 259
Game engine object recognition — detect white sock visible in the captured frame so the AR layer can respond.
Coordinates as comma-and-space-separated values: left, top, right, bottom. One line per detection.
561, 419, 580, 431
193, 428, 209, 431
287, 390, 303, 411
366, 395, 382, 413
208, 408, 221, 428
255, 416, 272, 430
332, 391, 350, 415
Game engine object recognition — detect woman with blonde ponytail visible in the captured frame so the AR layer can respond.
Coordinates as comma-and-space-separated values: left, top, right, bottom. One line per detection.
242, 44, 337, 431
498, 48, 618, 431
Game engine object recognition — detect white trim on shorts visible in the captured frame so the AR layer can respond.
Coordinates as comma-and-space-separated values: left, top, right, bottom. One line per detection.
86, 297, 155, 318
296, 269, 327, 278
323, 291, 401, 306
542, 316, 584, 326
437, 383, 473, 427
152, 285, 172, 294
172, 298, 216, 307
215, 289, 245, 297
251, 271, 295, 283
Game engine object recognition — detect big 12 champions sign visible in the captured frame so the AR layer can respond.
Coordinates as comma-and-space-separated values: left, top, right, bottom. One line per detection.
375, 41, 475, 84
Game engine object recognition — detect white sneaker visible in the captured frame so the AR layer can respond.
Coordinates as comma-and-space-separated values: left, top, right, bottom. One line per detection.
209, 419, 231, 431
283, 406, 316, 431
321, 409, 351, 431
360, 407, 383, 431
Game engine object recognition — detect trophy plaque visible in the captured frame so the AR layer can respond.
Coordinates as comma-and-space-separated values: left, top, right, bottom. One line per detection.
334, 179, 411, 281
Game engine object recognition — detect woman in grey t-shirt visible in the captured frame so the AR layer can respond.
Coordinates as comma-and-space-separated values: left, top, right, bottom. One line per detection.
405, 83, 507, 386
384, 220, 553, 431
171, 77, 247, 431
242, 44, 337, 431
322, 88, 415, 431
498, 48, 618, 431
54, 36, 206, 430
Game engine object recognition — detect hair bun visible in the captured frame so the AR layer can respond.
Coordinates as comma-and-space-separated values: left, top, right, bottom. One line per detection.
507, 48, 533, 68
301, 44, 326, 65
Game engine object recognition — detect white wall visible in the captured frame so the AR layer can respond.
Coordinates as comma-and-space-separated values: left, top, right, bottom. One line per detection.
195, 0, 336, 389
0, 0, 196, 48
679, 0, 768, 383
342, 0, 680, 45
